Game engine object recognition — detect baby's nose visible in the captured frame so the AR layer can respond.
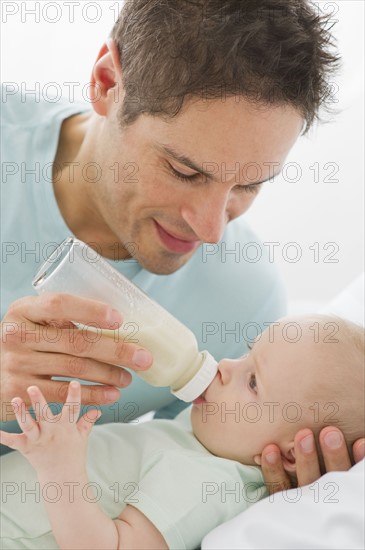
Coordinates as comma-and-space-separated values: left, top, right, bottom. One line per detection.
218, 359, 238, 385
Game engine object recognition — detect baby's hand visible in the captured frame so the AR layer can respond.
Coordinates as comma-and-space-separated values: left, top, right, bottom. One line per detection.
0, 381, 101, 474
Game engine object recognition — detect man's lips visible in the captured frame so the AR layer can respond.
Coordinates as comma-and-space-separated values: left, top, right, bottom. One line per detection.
154, 221, 200, 254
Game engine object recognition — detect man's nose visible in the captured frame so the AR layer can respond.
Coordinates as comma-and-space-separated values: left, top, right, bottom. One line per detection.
180, 189, 230, 244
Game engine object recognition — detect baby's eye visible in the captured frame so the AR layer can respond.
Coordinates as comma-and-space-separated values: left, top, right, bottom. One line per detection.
248, 373, 257, 393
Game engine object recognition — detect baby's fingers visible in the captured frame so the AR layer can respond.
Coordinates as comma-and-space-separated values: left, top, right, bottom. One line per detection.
77, 408, 102, 434
10, 398, 40, 442
26, 385, 55, 426
61, 381, 82, 423
0, 428, 28, 451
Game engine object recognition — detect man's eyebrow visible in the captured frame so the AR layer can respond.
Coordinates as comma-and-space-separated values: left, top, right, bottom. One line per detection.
154, 142, 280, 185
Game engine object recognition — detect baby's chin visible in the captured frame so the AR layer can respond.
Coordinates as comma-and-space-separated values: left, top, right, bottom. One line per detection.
190, 404, 201, 435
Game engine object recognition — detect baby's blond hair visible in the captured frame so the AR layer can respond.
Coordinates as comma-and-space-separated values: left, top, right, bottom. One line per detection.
298, 314, 364, 461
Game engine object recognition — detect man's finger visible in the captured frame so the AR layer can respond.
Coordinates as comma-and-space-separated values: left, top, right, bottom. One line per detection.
34, 379, 121, 408
8, 351, 133, 390
9, 293, 123, 330
32, 326, 153, 372
319, 426, 351, 472
260, 444, 292, 495
1, 379, 121, 413
353, 438, 365, 463
294, 429, 321, 486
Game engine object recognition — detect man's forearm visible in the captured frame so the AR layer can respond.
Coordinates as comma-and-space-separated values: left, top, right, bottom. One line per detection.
38, 467, 120, 550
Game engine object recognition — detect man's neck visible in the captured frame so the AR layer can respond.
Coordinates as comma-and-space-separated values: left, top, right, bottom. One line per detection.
52, 112, 129, 260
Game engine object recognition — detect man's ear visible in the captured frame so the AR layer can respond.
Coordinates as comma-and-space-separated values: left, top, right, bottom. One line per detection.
281, 443, 297, 473
89, 39, 123, 116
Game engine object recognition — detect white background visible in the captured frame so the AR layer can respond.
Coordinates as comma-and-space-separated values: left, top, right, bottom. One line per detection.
1, 0, 364, 310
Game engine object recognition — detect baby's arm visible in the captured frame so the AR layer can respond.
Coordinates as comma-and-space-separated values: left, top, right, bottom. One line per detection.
0, 382, 167, 550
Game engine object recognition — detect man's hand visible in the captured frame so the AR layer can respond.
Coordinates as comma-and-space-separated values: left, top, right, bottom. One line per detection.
256, 427, 365, 494
1, 293, 153, 421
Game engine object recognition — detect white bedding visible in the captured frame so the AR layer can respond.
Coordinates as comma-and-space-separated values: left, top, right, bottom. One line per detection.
203, 460, 364, 550
202, 273, 365, 550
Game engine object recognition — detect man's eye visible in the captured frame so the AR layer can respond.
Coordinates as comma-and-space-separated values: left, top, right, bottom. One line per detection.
234, 183, 262, 194
169, 165, 199, 182
248, 373, 257, 393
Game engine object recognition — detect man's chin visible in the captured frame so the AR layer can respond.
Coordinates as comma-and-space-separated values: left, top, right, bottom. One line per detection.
136, 247, 200, 275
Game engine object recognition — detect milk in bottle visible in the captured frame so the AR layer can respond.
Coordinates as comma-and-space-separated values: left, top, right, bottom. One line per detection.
32, 237, 217, 401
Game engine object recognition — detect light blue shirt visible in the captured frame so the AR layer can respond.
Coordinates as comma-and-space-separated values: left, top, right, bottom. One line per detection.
1, 87, 286, 431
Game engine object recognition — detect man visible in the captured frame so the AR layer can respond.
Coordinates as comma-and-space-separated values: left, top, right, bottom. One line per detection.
1, 0, 362, 522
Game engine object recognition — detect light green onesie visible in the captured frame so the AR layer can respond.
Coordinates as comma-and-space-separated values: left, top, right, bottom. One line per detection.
0, 408, 266, 550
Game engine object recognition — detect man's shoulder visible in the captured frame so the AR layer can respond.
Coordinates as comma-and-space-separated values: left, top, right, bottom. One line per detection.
1, 84, 50, 127
0, 83, 88, 128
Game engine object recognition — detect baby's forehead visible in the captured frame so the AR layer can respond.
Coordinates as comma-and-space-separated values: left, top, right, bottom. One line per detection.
258, 320, 313, 350
256, 326, 337, 380
260, 315, 346, 349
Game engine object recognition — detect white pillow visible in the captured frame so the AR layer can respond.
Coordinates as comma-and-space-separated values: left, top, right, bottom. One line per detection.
319, 273, 364, 327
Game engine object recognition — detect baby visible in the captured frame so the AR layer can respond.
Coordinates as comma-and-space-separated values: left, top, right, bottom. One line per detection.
0, 314, 364, 550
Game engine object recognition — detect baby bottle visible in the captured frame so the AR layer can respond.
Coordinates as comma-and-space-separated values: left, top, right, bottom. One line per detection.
32, 237, 218, 401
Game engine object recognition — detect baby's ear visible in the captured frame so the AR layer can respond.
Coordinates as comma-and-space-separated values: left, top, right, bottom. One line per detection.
281, 444, 297, 473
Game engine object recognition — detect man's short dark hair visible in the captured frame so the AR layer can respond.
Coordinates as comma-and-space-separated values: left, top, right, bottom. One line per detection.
111, 0, 340, 132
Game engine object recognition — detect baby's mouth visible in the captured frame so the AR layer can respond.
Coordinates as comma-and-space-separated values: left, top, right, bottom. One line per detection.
192, 392, 207, 405
192, 370, 219, 404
